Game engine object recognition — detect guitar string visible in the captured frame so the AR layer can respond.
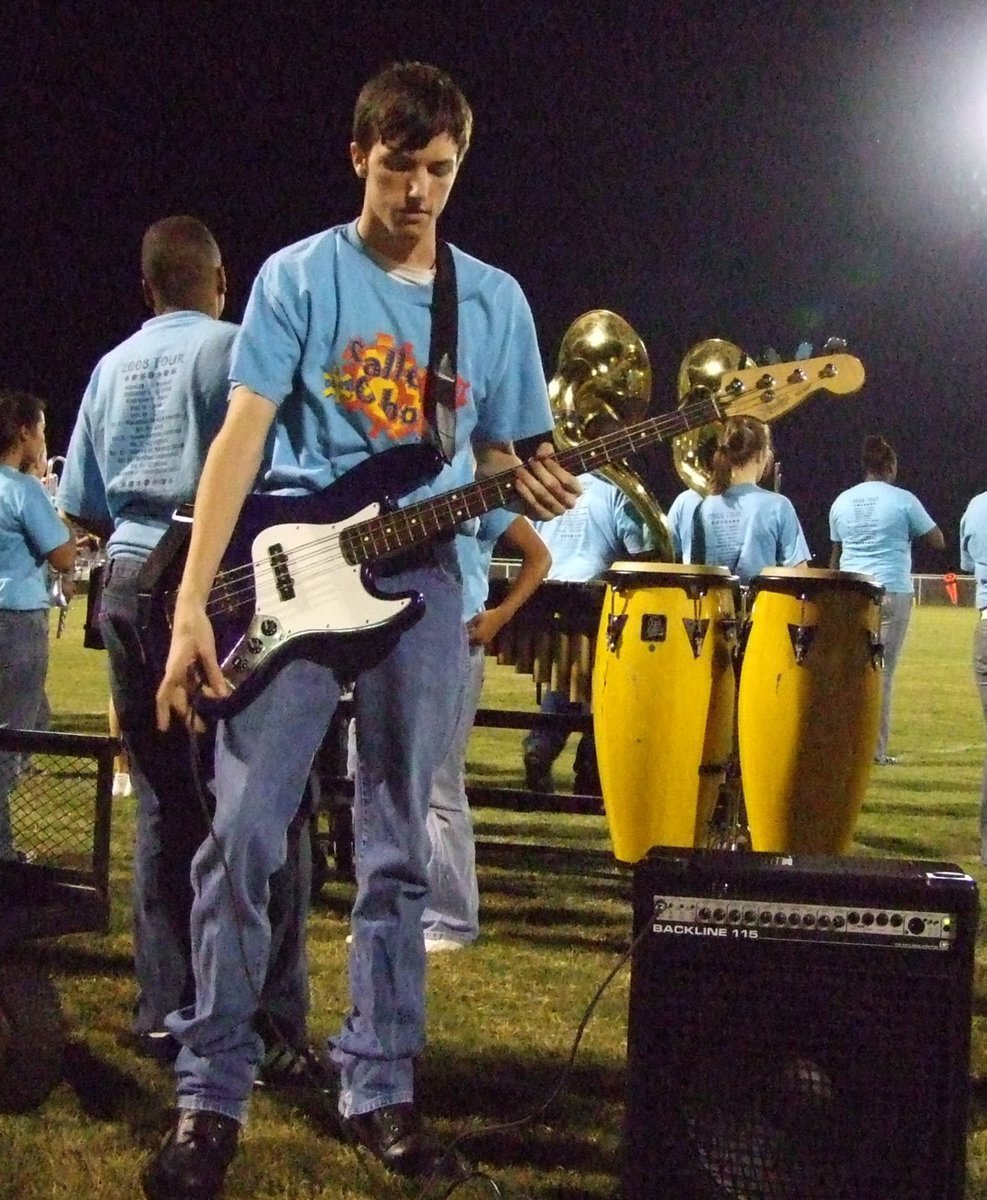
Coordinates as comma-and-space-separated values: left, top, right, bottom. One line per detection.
196, 392, 729, 614
192, 376, 831, 618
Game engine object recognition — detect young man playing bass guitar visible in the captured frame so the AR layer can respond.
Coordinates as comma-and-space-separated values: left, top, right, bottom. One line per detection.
145, 62, 579, 1200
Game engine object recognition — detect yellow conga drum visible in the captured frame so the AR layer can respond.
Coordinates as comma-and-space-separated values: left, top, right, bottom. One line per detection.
593, 564, 738, 863
737, 567, 883, 853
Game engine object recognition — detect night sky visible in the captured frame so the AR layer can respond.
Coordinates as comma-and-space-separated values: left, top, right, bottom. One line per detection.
6, 0, 987, 565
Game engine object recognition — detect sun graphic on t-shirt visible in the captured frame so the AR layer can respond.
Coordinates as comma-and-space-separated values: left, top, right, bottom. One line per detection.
327, 332, 469, 441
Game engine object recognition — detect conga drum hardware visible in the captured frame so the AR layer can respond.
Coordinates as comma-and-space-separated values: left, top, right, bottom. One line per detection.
789, 619, 816, 665
605, 611, 628, 653
683, 618, 710, 660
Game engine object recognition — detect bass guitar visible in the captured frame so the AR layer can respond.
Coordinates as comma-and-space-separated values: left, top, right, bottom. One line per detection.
139, 353, 864, 717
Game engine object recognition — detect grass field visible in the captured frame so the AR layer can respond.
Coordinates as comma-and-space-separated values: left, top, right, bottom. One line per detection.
2, 603, 987, 1198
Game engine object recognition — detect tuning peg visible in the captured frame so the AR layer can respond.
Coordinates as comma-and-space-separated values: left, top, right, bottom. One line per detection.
822, 336, 847, 353
795, 341, 812, 360
760, 347, 781, 364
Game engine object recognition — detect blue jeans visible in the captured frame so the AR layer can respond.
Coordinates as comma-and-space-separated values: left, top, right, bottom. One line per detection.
100, 556, 310, 1040
0, 608, 49, 860
876, 591, 913, 760
523, 689, 598, 789
167, 555, 466, 1122
422, 642, 484, 945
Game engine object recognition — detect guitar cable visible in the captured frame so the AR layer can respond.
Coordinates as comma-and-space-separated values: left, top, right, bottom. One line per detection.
410, 899, 658, 1200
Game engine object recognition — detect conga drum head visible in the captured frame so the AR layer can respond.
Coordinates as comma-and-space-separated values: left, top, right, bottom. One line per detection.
604, 562, 736, 589
749, 566, 883, 602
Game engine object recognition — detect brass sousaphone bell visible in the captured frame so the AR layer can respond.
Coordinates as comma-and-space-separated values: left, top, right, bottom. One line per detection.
549, 310, 673, 559
671, 338, 756, 495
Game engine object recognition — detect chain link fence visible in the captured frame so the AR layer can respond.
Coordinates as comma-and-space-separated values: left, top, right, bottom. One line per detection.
0, 729, 117, 946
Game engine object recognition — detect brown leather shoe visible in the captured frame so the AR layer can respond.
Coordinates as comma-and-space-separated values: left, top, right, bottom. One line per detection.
344, 1103, 458, 1178
141, 1109, 240, 1200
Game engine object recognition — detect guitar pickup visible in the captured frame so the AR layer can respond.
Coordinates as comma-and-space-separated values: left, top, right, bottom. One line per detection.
268, 542, 296, 601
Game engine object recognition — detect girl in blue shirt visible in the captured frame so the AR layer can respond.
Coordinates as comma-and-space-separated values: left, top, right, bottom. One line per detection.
0, 392, 74, 860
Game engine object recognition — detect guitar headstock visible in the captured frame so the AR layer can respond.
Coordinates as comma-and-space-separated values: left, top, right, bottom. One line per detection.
713, 353, 865, 424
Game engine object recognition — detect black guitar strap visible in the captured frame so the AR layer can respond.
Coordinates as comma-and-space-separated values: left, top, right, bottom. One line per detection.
424, 240, 458, 464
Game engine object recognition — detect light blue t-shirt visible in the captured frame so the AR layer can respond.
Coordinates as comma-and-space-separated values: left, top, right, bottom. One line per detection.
666, 488, 702, 559
533, 472, 651, 583
960, 491, 987, 609
58, 311, 237, 560
458, 508, 517, 621
670, 483, 810, 586
829, 480, 936, 594
0, 467, 70, 610
230, 221, 552, 506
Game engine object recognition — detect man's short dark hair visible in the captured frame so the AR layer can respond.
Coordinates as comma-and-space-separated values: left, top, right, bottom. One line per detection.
0, 390, 45, 457
141, 215, 221, 309
352, 62, 472, 159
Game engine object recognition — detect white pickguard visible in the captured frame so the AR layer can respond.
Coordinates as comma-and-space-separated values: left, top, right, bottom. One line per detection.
219, 503, 414, 684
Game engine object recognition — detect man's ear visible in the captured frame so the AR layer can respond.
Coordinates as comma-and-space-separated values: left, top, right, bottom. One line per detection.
141, 278, 155, 311
350, 141, 369, 178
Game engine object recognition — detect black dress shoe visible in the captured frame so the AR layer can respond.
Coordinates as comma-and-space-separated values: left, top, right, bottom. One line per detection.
344, 1103, 458, 1178
141, 1109, 240, 1200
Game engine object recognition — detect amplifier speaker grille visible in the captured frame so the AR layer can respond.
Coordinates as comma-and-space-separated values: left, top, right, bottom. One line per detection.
624, 849, 978, 1200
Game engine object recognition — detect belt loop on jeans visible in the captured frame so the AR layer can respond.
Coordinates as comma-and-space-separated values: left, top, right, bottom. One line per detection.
980, 608, 987, 620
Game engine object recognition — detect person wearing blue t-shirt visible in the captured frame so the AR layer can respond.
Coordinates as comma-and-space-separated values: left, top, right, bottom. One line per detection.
148, 64, 580, 1196
830, 435, 943, 764
960, 491, 987, 865
523, 472, 653, 793
59, 218, 313, 1076
0, 392, 74, 861
667, 417, 810, 586
423, 509, 549, 951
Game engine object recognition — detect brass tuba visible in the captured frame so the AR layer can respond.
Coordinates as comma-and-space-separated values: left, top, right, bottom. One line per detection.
671, 338, 755, 495
548, 310, 673, 559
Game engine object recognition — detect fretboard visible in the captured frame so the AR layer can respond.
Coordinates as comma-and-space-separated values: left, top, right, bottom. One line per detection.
339, 391, 722, 566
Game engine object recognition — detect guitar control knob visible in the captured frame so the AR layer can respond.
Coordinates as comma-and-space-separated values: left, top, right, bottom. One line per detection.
261, 619, 278, 638
247, 637, 263, 655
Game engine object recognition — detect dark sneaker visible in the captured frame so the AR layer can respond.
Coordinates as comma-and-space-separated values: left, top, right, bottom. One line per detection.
141, 1109, 239, 1200
254, 1040, 338, 1093
523, 751, 554, 794
125, 1030, 181, 1064
343, 1103, 461, 1178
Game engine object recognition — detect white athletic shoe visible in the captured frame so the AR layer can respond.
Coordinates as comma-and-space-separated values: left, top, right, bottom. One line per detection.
425, 937, 466, 954
112, 772, 133, 798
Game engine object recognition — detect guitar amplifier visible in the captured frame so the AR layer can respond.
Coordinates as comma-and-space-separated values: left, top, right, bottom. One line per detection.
624, 848, 978, 1200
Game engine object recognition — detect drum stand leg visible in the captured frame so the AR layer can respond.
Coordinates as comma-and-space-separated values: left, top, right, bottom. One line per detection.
705, 649, 751, 852
705, 758, 750, 852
